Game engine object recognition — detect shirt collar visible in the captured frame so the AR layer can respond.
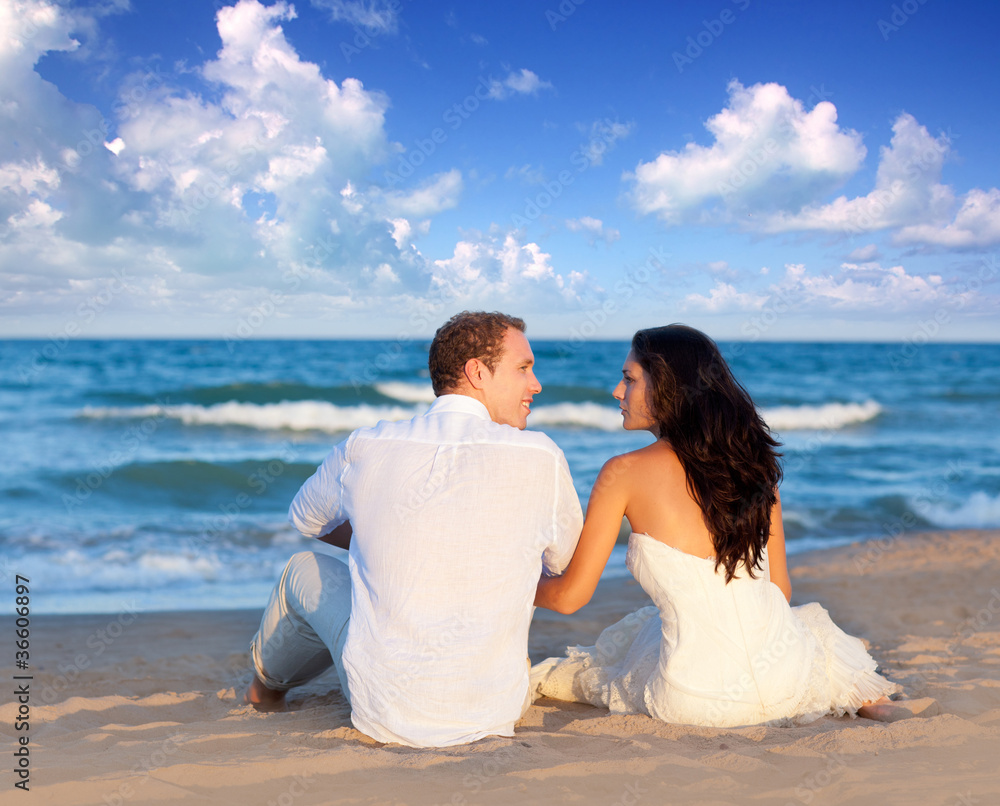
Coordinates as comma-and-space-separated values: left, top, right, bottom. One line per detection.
427, 393, 492, 421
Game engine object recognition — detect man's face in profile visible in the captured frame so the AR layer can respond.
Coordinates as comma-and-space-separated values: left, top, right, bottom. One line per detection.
480, 328, 542, 429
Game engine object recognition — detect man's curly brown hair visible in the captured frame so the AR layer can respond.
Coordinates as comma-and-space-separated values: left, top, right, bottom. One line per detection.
428, 311, 526, 395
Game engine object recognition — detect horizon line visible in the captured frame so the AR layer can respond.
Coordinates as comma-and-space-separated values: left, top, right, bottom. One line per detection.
1, 335, 998, 345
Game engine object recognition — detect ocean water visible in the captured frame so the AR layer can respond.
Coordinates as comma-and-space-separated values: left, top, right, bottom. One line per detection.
2, 339, 998, 614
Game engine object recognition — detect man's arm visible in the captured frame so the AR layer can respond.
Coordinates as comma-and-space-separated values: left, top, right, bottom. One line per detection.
540, 453, 584, 576
317, 520, 352, 550
288, 439, 350, 540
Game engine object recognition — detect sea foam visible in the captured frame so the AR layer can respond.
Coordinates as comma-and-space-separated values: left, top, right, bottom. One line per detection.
528, 402, 625, 431
81, 401, 428, 433
374, 382, 436, 403
761, 400, 882, 432
920, 491, 1000, 529
81, 398, 884, 434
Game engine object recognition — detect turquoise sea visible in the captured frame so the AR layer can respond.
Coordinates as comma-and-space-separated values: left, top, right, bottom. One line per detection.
2, 339, 998, 614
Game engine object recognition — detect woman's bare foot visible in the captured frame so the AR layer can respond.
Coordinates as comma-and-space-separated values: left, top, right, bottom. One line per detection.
243, 674, 288, 713
858, 696, 940, 722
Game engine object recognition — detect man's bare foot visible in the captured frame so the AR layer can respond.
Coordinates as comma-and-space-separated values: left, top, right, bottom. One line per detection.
858, 696, 941, 723
243, 674, 288, 713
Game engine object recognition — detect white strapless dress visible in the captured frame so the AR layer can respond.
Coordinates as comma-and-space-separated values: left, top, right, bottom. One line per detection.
531, 532, 901, 727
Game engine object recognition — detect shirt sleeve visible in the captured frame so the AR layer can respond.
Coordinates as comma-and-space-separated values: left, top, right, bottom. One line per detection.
541, 450, 583, 575
288, 437, 350, 538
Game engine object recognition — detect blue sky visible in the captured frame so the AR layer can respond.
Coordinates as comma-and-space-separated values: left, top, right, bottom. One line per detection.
2, 0, 999, 341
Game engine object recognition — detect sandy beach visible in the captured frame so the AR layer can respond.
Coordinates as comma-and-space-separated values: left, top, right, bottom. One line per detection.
4, 529, 1000, 805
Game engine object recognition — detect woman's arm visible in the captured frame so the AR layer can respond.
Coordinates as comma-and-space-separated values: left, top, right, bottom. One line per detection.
766, 490, 792, 603
534, 455, 631, 614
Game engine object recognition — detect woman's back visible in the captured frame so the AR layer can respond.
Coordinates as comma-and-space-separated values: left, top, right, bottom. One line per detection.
614, 441, 719, 562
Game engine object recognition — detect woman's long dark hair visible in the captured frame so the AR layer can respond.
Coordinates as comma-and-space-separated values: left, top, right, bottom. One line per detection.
631, 325, 782, 582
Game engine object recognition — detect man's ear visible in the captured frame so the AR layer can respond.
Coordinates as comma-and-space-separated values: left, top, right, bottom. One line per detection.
463, 357, 488, 390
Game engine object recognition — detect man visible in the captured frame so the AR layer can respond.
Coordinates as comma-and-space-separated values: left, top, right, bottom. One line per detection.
246, 311, 583, 747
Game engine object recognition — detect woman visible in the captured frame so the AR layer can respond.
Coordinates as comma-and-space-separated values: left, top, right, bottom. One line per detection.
532, 325, 908, 727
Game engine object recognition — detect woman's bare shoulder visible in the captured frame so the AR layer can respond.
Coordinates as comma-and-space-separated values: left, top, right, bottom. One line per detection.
601, 440, 675, 480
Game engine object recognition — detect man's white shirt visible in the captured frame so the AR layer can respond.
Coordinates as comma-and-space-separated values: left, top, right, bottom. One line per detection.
288, 394, 583, 747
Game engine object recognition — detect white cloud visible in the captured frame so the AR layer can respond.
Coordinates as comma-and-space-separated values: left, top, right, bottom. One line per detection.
6, 198, 63, 229
257, 140, 330, 193
759, 112, 1000, 248
487, 68, 553, 100
760, 113, 952, 235
388, 217, 429, 250
93, 0, 403, 286
686, 260, 981, 316
628, 80, 865, 223
0, 1, 141, 261
362, 261, 399, 285
895, 187, 1000, 249
309, 0, 400, 34
630, 82, 1000, 250
847, 244, 880, 262
684, 282, 768, 313
766, 262, 957, 311
0, 0, 79, 69
580, 119, 634, 167
431, 231, 588, 303
375, 169, 463, 218
104, 137, 125, 156
505, 163, 546, 185
0, 159, 61, 195
0, 2, 390, 284
566, 216, 620, 245
701, 260, 741, 281
0, 0, 601, 331
338, 169, 462, 224
200, 2, 391, 161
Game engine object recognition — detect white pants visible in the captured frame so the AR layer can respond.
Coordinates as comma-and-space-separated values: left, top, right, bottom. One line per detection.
250, 551, 352, 702
250, 550, 534, 720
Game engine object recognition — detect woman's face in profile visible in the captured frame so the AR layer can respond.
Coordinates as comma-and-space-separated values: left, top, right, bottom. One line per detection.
613, 350, 657, 433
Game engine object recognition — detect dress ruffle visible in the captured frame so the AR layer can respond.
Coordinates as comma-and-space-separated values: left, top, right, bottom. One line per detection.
791, 602, 902, 720
531, 606, 659, 711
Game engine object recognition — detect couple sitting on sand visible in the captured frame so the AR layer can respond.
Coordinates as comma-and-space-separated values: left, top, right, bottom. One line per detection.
245, 310, 909, 748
